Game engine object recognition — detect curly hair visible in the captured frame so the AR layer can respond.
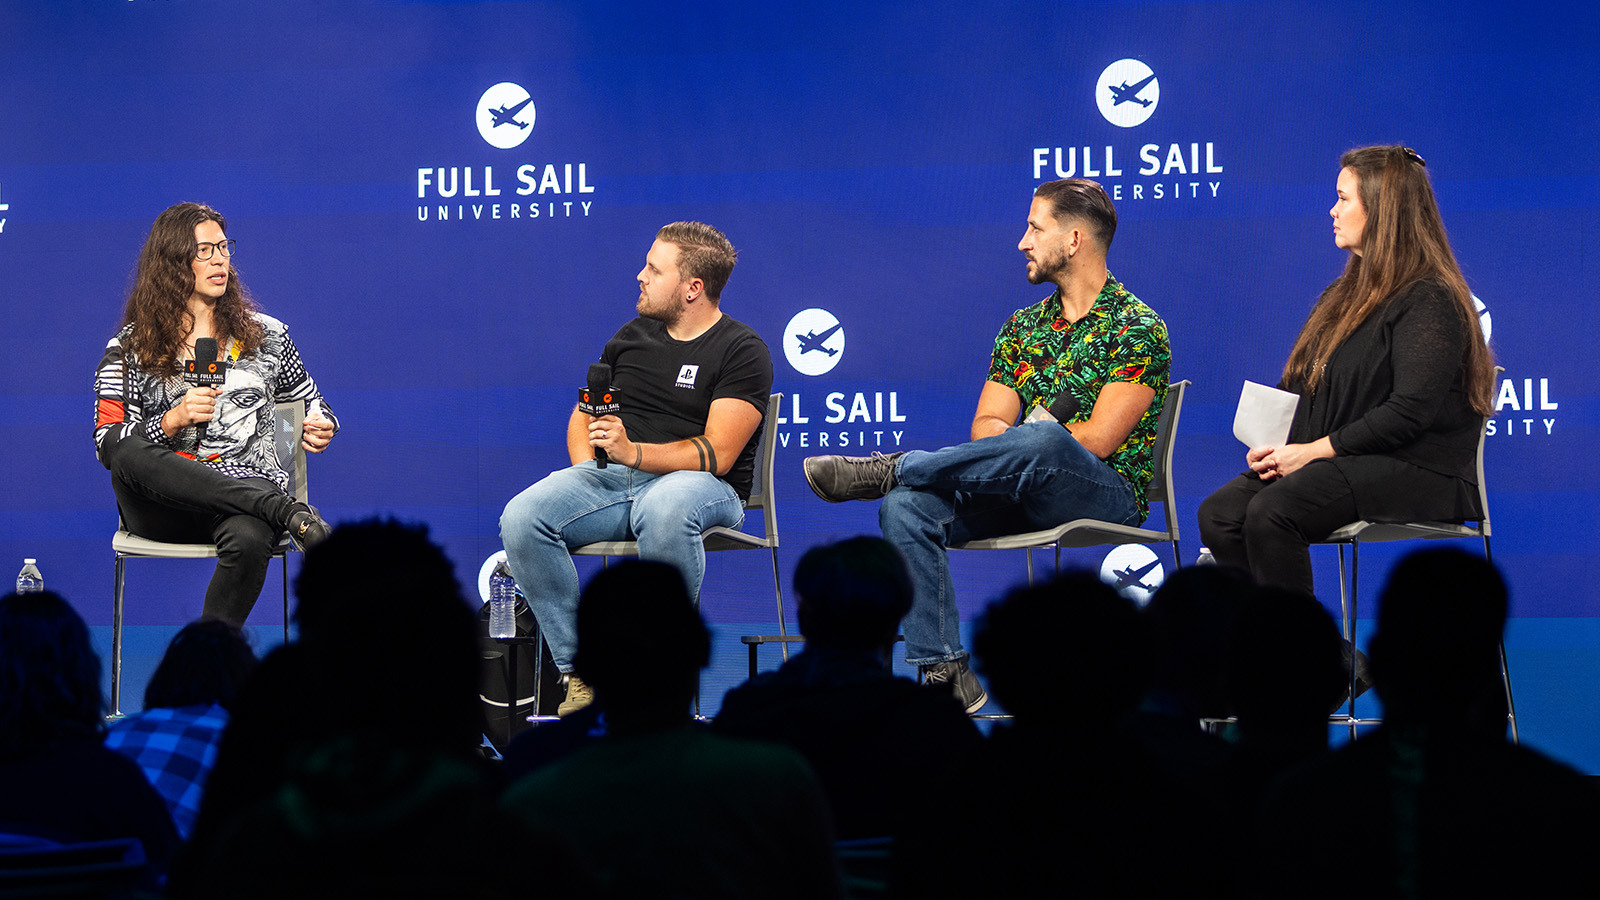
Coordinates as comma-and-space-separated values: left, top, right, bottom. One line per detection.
120, 202, 264, 377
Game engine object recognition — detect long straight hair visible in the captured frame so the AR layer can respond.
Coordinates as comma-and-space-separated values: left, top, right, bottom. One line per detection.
1282, 147, 1494, 415
120, 202, 264, 377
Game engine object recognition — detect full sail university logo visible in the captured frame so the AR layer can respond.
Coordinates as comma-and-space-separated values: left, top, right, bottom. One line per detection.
1477, 294, 1560, 439
1032, 57, 1223, 204
414, 82, 595, 224
775, 307, 909, 452
1096, 59, 1159, 128
477, 82, 536, 149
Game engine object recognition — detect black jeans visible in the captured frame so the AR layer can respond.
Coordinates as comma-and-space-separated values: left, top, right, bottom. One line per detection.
1197, 461, 1359, 599
107, 435, 296, 626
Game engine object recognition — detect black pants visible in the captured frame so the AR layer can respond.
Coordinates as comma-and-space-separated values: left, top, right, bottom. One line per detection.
107, 435, 295, 626
1197, 461, 1359, 599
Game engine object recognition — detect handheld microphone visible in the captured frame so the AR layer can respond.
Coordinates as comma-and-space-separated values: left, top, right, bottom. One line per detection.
184, 337, 228, 446
578, 362, 621, 468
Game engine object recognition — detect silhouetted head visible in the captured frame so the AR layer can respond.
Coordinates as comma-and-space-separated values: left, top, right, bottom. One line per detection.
293, 518, 481, 747
1370, 548, 1508, 725
1226, 587, 1346, 733
794, 536, 912, 653
1142, 565, 1253, 716
0, 591, 103, 752
144, 619, 259, 711
974, 572, 1148, 723
574, 560, 709, 722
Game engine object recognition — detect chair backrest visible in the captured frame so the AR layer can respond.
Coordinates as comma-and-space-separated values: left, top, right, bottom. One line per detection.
1473, 367, 1502, 537
273, 401, 309, 504
743, 392, 782, 545
1145, 380, 1189, 537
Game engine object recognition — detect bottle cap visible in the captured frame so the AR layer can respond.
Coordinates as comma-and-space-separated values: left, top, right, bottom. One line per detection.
23, 559, 36, 565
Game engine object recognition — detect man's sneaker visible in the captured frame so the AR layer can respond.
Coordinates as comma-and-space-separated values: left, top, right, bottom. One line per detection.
284, 502, 331, 551
558, 674, 595, 717
803, 452, 905, 503
921, 657, 988, 714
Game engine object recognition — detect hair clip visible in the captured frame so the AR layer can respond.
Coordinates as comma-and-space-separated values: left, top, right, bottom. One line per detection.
1401, 146, 1426, 167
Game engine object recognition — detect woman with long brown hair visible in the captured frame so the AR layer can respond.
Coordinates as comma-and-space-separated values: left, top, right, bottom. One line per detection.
94, 203, 338, 626
1198, 146, 1494, 600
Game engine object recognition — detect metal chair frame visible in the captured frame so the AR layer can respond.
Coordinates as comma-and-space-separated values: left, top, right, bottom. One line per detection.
949, 380, 1191, 581
109, 402, 306, 716
1318, 398, 1516, 743
569, 393, 789, 709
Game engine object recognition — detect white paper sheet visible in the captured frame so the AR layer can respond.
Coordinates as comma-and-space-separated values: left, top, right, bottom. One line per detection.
1233, 380, 1299, 449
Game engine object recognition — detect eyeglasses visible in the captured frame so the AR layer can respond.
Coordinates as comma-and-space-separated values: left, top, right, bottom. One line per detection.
1401, 147, 1427, 167
195, 240, 237, 261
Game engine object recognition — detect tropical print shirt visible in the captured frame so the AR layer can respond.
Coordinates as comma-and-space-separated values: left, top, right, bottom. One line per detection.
988, 272, 1170, 518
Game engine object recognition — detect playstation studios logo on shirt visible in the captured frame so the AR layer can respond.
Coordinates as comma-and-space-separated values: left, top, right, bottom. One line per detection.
676, 365, 699, 389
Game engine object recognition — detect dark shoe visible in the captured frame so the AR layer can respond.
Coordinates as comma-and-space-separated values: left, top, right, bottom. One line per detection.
803, 452, 905, 502
558, 674, 594, 717
1330, 641, 1375, 714
285, 502, 332, 551
921, 657, 988, 714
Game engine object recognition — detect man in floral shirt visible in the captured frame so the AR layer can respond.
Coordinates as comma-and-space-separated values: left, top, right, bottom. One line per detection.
804, 180, 1170, 711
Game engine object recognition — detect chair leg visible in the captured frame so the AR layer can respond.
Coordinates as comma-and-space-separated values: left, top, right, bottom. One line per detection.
1348, 543, 1361, 742
281, 552, 291, 644
112, 554, 127, 717
770, 548, 789, 662
1025, 548, 1034, 586
1483, 535, 1519, 744
1169, 538, 1181, 571
1053, 545, 1061, 578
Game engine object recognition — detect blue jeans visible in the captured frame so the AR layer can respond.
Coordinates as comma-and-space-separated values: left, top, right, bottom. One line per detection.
500, 461, 744, 671
879, 421, 1142, 665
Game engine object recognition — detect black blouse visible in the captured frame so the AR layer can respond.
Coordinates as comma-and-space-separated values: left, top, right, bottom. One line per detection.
1283, 279, 1484, 521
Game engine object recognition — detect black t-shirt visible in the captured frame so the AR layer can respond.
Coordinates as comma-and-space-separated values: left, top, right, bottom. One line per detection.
601, 314, 773, 499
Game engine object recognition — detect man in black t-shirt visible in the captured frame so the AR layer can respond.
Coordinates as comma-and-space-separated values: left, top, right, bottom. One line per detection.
501, 222, 773, 716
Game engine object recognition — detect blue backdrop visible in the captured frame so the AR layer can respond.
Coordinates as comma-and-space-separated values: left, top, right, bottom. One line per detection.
3, 1, 1597, 765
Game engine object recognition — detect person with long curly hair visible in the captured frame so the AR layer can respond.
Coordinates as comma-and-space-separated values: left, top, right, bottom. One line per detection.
94, 202, 339, 625
1198, 146, 1495, 599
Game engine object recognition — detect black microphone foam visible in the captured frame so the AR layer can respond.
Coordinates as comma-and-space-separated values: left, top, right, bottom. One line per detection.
585, 362, 615, 468
187, 337, 224, 446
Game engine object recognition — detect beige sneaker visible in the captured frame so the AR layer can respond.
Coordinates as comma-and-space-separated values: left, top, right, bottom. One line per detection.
558, 674, 594, 716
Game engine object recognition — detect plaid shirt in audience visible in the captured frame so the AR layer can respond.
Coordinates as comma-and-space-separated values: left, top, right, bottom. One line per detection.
104, 703, 230, 839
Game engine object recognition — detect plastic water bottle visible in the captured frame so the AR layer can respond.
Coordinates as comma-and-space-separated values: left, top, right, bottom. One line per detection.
488, 560, 519, 639
1195, 546, 1216, 566
15, 559, 44, 594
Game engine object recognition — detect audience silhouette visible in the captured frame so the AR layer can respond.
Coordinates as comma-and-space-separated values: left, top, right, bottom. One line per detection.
1119, 565, 1248, 802
169, 519, 536, 900
714, 536, 982, 840
104, 618, 257, 839
9, 529, 1596, 899
0, 590, 179, 882
501, 559, 842, 899
898, 571, 1218, 898
1247, 548, 1600, 898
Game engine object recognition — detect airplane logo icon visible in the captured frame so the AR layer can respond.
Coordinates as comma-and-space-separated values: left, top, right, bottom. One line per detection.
1094, 59, 1159, 128
488, 97, 533, 130
476, 82, 537, 149
795, 323, 843, 357
1107, 73, 1157, 108
782, 308, 845, 376
1110, 558, 1161, 593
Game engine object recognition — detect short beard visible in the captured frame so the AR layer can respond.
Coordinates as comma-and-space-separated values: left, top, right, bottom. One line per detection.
1026, 248, 1068, 286
638, 295, 683, 328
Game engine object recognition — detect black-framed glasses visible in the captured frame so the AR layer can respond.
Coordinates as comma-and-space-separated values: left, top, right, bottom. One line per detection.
1401, 147, 1426, 167
195, 240, 236, 261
